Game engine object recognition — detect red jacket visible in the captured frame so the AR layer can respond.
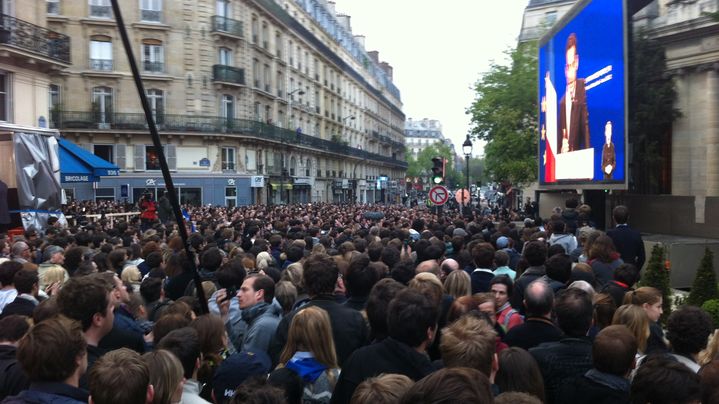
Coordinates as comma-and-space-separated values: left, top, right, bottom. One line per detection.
140, 200, 157, 220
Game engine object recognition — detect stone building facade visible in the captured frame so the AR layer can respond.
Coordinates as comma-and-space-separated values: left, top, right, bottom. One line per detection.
45, 0, 406, 205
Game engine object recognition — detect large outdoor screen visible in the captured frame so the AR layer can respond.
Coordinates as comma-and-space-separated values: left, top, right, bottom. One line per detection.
538, 0, 627, 189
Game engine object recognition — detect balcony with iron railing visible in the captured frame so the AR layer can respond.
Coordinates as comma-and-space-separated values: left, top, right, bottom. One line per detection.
210, 15, 244, 38
143, 61, 164, 73
212, 65, 245, 86
50, 110, 408, 169
0, 13, 70, 64
90, 58, 113, 71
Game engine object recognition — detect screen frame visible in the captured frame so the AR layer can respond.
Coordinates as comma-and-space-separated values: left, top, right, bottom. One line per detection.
536, 0, 629, 190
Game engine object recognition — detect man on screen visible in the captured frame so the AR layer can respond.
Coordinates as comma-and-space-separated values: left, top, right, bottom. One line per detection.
558, 33, 591, 153
602, 121, 616, 179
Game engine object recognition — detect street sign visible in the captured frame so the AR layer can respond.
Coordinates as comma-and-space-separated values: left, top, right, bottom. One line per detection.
429, 185, 449, 205
456, 189, 471, 205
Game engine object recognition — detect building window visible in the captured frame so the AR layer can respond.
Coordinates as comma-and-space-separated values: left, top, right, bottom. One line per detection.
222, 147, 236, 171
145, 145, 161, 170
225, 187, 237, 208
140, 0, 162, 22
179, 188, 201, 205
216, 0, 229, 17
219, 47, 232, 65
48, 84, 59, 126
264, 64, 271, 93
142, 40, 163, 72
0, 72, 8, 122
251, 15, 258, 44
91, 86, 113, 124
89, 38, 113, 70
275, 31, 282, 58
261, 22, 268, 49
221, 94, 234, 120
146, 89, 164, 123
89, 0, 111, 18
544, 11, 557, 25
47, 0, 60, 15
93, 144, 114, 163
95, 187, 115, 201
253, 58, 259, 88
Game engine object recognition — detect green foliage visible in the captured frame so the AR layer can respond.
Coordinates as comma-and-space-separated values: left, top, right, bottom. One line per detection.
628, 32, 680, 194
640, 244, 672, 323
701, 299, 719, 329
467, 42, 538, 186
687, 248, 718, 306
405, 143, 462, 187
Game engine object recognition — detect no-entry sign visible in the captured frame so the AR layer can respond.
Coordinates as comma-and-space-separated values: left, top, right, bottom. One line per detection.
429, 185, 449, 205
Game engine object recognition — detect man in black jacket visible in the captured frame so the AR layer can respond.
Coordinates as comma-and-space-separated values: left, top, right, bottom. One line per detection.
530, 288, 594, 404
270, 253, 368, 367
0, 270, 39, 319
510, 241, 548, 314
504, 280, 562, 350
0, 315, 30, 399
330, 288, 438, 404
607, 205, 645, 270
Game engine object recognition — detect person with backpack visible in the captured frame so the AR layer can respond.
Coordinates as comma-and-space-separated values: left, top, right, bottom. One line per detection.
490, 276, 523, 332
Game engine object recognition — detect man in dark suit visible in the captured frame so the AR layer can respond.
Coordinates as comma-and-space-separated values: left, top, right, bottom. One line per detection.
602, 121, 616, 179
558, 33, 591, 153
607, 205, 646, 270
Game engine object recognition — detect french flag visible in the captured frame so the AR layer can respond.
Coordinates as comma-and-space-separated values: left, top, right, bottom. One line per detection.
544, 73, 557, 183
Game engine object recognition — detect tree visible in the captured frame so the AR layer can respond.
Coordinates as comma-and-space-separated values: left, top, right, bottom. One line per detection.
640, 244, 672, 323
687, 248, 718, 307
467, 42, 538, 187
405, 143, 461, 187
628, 32, 680, 194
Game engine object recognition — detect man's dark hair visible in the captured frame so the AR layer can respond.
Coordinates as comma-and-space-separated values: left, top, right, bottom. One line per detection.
216, 259, 247, 290
631, 355, 701, 404
63, 247, 85, 275
366, 278, 406, 341
285, 245, 304, 263
0, 260, 22, 287
666, 306, 713, 356
614, 263, 639, 286
367, 242, 383, 262
593, 325, 637, 376
524, 280, 554, 318
88, 348, 150, 404
613, 205, 629, 225
555, 287, 593, 337
57, 275, 112, 331
0, 315, 30, 342
545, 253, 572, 284
144, 251, 163, 270
230, 376, 287, 404
249, 275, 275, 304
380, 247, 400, 269
490, 275, 513, 298
140, 277, 163, 304
523, 241, 548, 267
390, 260, 416, 286
346, 254, 379, 298
156, 327, 201, 380
494, 250, 509, 267
200, 247, 223, 272
423, 244, 443, 261
399, 367, 493, 404
565, 198, 579, 209
387, 288, 438, 348
302, 254, 338, 296
16, 315, 86, 383
547, 244, 566, 257
13, 270, 38, 295
471, 243, 495, 269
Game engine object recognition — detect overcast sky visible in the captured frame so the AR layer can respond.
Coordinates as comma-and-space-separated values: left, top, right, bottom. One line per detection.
333, 0, 529, 156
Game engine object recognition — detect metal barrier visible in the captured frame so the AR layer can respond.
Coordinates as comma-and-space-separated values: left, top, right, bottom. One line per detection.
65, 211, 140, 227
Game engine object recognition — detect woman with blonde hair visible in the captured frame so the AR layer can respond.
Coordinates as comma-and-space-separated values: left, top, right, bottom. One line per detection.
278, 306, 340, 403
624, 286, 667, 354
443, 270, 471, 299
612, 304, 651, 356
142, 349, 184, 404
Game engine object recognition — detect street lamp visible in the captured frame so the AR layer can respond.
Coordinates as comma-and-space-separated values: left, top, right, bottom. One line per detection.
281, 88, 305, 204
463, 135, 473, 214
342, 115, 356, 202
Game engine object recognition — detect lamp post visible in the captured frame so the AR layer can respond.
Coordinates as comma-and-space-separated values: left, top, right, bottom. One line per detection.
342, 115, 356, 202
281, 88, 305, 204
462, 135, 473, 215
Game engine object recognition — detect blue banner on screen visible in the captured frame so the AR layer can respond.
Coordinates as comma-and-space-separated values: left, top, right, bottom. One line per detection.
538, 0, 626, 187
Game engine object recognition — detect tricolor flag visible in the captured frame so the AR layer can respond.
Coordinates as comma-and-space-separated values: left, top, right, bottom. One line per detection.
544, 72, 557, 183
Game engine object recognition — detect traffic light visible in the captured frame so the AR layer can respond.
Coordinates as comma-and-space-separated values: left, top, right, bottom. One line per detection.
431, 157, 444, 185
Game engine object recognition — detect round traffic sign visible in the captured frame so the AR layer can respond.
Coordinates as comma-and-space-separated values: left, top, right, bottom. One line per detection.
429, 185, 449, 205
456, 189, 471, 205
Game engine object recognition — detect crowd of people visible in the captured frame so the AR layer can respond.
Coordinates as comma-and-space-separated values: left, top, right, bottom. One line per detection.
0, 197, 715, 404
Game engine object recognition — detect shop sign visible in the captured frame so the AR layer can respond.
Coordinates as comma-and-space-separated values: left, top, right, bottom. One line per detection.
251, 176, 265, 188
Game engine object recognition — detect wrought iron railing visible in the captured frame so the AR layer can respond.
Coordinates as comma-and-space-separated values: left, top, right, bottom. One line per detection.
143, 61, 164, 73
212, 64, 245, 85
90, 58, 113, 71
211, 15, 243, 38
0, 13, 70, 63
51, 110, 407, 168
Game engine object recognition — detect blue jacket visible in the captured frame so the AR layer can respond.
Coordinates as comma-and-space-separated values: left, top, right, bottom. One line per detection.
241, 302, 282, 355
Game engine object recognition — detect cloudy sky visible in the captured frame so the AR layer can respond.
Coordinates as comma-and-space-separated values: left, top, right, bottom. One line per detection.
333, 0, 529, 156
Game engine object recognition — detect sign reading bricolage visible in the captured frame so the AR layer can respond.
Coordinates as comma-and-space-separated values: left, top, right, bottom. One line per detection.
62, 174, 92, 183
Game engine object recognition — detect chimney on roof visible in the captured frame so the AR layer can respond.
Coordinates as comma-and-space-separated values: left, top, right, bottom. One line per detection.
380, 62, 393, 80
354, 35, 365, 49
327, 1, 336, 15
336, 14, 351, 32
368, 51, 379, 64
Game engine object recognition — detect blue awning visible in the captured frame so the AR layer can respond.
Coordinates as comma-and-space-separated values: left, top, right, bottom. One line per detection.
58, 138, 119, 183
